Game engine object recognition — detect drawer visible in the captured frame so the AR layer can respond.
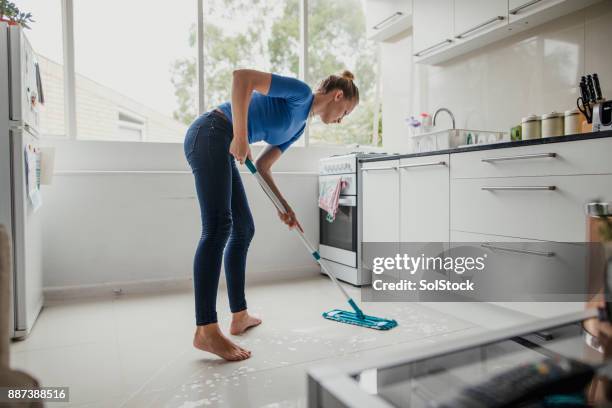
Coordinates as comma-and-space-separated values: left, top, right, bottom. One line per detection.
449, 230, 587, 315
451, 137, 612, 179
361, 159, 399, 171
450, 174, 612, 241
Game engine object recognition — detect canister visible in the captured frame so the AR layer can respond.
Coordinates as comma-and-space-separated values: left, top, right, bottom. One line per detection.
521, 115, 541, 140
541, 111, 564, 138
564, 109, 582, 135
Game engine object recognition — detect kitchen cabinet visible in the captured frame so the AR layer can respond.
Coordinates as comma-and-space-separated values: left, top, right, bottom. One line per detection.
361, 160, 400, 243
450, 137, 612, 179
414, 0, 601, 64
449, 230, 585, 317
361, 160, 400, 279
508, 0, 601, 25
412, 0, 454, 59
451, 174, 612, 242
453, 0, 507, 41
450, 137, 612, 241
365, 0, 412, 41
399, 154, 450, 242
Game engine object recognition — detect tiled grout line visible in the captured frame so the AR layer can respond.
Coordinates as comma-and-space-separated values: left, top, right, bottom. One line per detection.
116, 347, 193, 408
10, 340, 102, 355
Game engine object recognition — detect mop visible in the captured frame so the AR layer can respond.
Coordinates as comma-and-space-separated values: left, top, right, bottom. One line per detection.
244, 159, 398, 331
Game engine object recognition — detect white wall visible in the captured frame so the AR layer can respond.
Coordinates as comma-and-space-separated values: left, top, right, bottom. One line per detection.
382, 1, 612, 152
39, 138, 363, 294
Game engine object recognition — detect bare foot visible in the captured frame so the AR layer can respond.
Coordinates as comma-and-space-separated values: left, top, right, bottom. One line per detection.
230, 310, 262, 335
193, 323, 251, 361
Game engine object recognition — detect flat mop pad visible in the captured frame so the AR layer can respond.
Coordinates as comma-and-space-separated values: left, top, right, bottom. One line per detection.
245, 159, 398, 331
323, 309, 398, 330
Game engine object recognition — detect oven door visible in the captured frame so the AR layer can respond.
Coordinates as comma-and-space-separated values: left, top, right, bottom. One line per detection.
319, 195, 357, 267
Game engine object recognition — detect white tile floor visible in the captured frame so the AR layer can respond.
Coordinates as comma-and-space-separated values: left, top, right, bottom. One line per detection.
9, 275, 550, 408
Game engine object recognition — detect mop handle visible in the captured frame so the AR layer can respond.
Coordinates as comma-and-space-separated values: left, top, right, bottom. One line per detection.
244, 159, 354, 304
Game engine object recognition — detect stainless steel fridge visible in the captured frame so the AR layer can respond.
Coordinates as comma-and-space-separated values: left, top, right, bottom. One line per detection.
0, 22, 44, 339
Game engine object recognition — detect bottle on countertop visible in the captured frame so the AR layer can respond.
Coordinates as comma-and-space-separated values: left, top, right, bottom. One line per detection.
420, 112, 433, 133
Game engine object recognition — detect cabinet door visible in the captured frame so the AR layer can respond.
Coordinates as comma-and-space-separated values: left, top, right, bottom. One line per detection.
454, 0, 508, 40
361, 163, 400, 242
365, 0, 412, 40
412, 0, 453, 57
508, 0, 597, 25
399, 154, 450, 242
361, 162, 400, 279
509, 0, 560, 19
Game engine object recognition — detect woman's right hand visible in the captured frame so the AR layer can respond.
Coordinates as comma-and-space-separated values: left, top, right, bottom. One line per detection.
229, 137, 252, 164
278, 203, 303, 232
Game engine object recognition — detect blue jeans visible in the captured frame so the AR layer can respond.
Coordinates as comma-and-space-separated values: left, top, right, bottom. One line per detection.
184, 110, 254, 326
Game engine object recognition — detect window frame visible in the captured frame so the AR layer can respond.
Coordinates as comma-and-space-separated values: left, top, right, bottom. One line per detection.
57, 0, 378, 148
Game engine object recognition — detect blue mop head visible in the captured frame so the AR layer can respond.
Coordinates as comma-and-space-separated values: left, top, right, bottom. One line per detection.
322, 309, 398, 331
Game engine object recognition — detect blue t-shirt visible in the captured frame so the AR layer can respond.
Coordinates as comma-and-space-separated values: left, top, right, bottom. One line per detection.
218, 73, 314, 153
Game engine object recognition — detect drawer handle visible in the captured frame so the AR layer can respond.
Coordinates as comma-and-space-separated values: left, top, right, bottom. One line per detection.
413, 39, 453, 57
373, 11, 403, 30
509, 0, 544, 15
362, 166, 398, 172
481, 152, 557, 163
399, 161, 447, 169
455, 16, 505, 39
481, 243, 555, 258
481, 186, 556, 191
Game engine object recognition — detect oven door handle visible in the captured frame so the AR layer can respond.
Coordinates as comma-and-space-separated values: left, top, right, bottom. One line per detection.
337, 196, 357, 207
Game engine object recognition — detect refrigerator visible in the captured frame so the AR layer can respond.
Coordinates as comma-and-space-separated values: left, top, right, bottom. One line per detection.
0, 22, 44, 339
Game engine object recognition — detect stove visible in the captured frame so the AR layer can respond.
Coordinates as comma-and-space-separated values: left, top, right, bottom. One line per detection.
318, 152, 391, 286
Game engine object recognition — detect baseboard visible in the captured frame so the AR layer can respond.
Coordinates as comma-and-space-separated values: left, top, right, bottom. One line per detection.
43, 264, 320, 303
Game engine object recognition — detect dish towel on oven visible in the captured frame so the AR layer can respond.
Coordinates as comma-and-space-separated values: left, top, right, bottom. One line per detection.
319, 177, 347, 222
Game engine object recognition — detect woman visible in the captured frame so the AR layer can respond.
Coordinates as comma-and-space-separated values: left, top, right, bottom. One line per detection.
184, 69, 359, 361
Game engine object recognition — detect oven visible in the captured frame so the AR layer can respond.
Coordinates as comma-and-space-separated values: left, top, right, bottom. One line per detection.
318, 155, 364, 285
319, 195, 357, 266
318, 153, 389, 286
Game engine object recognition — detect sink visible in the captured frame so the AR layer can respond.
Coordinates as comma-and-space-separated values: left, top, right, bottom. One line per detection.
410, 128, 508, 153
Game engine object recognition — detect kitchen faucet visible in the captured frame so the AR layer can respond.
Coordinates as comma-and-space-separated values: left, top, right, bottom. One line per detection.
433, 108, 456, 129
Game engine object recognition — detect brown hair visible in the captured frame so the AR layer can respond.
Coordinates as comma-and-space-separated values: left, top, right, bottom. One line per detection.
316, 70, 359, 103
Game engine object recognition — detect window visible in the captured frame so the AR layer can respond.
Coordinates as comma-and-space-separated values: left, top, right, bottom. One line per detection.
307, 0, 381, 146
71, 0, 196, 142
198, 0, 300, 146
16, 0, 65, 138
23, 0, 381, 147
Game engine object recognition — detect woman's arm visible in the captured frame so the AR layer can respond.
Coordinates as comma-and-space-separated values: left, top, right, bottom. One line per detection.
256, 145, 303, 232
229, 69, 272, 164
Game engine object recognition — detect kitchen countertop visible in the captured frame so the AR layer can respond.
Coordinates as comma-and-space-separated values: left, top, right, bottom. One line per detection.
359, 130, 612, 163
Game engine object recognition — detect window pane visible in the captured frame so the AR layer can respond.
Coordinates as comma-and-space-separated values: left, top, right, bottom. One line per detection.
203, 0, 300, 145
203, 0, 299, 109
15, 0, 66, 138
307, 0, 380, 146
72, 0, 196, 142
